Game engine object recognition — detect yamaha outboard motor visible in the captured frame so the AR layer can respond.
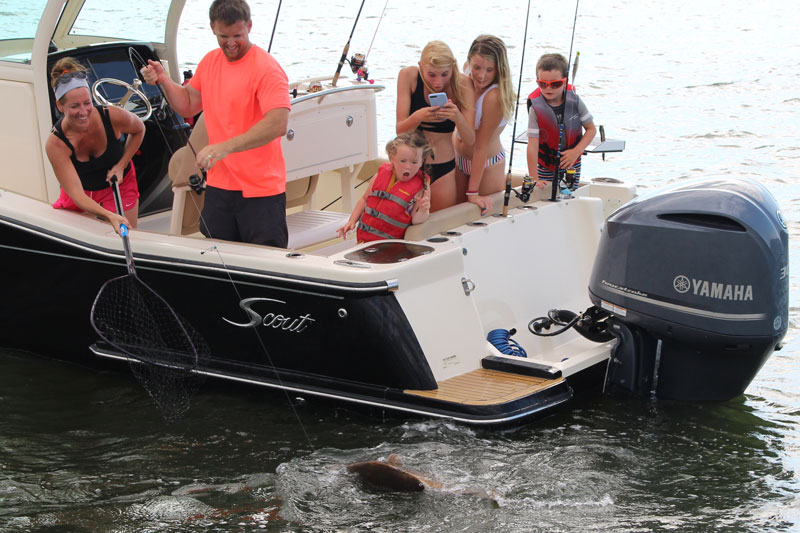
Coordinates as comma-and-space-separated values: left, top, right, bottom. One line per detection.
589, 178, 789, 401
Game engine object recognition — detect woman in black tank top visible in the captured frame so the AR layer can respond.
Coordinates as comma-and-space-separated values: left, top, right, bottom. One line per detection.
396, 41, 476, 212
44, 58, 145, 234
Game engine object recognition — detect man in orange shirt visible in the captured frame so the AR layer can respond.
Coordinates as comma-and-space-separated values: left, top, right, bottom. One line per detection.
142, 0, 291, 247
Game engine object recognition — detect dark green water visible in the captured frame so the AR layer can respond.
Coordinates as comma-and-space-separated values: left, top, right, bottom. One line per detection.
1, 345, 798, 532
2, 0, 800, 530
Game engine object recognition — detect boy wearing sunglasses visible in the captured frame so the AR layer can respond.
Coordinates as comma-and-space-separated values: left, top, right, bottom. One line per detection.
526, 53, 596, 191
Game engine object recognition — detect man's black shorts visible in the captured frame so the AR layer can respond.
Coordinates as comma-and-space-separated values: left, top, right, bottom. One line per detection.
199, 186, 288, 248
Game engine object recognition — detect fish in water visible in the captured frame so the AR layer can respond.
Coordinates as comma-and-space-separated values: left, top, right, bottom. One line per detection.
347, 453, 440, 491
347, 454, 498, 505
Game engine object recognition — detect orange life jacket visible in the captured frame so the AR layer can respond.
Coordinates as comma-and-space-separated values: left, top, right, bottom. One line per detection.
356, 163, 426, 242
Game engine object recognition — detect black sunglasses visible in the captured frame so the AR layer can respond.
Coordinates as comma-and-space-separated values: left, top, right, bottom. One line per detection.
56, 71, 88, 85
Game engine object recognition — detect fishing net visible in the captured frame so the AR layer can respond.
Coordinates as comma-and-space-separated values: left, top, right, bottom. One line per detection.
90, 273, 209, 423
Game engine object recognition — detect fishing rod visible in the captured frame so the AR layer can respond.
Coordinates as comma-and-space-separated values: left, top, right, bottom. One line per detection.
566, 0, 580, 79
268, 0, 282, 53
501, 0, 533, 216
549, 0, 580, 202
331, 0, 367, 86
128, 48, 314, 443
346, 0, 390, 81
567, 50, 580, 185
365, 0, 390, 63
129, 48, 207, 194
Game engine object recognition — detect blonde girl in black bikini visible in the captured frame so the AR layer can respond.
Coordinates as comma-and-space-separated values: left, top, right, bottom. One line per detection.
454, 35, 516, 213
396, 41, 475, 212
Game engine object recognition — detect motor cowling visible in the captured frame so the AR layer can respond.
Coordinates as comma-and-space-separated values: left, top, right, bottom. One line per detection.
589, 178, 789, 400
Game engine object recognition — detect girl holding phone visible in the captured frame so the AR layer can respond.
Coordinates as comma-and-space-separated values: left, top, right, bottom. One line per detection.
396, 41, 475, 211
454, 35, 515, 213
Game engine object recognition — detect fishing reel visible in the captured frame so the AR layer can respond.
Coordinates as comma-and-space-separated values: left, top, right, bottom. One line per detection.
188, 171, 206, 195
513, 175, 535, 203
348, 53, 371, 82
551, 168, 576, 200
559, 170, 577, 199
348, 52, 366, 73
564, 168, 577, 190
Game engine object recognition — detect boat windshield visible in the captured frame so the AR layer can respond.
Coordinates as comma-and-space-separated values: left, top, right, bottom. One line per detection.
69, 0, 171, 44
0, 0, 49, 63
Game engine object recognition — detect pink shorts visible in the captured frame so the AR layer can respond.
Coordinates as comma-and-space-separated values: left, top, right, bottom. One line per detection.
52, 164, 139, 213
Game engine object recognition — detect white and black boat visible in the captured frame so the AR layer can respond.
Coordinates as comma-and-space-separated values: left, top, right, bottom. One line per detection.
0, 0, 789, 425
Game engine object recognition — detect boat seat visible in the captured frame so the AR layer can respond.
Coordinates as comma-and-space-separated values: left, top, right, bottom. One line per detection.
167, 114, 208, 235
286, 210, 349, 250
404, 187, 534, 242
167, 113, 322, 237
404, 180, 604, 242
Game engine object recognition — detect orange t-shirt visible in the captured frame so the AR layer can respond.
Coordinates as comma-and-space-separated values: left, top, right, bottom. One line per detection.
190, 45, 291, 197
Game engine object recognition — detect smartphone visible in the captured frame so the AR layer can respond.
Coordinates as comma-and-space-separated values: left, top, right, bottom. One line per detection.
427, 92, 448, 107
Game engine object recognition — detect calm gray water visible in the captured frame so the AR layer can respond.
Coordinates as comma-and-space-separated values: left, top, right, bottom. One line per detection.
2, 0, 799, 531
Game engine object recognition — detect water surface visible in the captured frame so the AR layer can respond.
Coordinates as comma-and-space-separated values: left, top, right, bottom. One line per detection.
1, 0, 799, 530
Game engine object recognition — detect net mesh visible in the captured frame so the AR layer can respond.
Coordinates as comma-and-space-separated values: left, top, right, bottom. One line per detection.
90, 274, 209, 423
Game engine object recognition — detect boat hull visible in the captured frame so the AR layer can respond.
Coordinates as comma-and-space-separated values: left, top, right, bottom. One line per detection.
0, 216, 438, 389
1, 212, 596, 425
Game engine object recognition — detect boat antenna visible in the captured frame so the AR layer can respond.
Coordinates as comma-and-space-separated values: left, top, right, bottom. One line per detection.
550, 0, 581, 202
365, 0, 390, 62
331, 0, 367, 86
501, 0, 533, 217
268, 0, 282, 53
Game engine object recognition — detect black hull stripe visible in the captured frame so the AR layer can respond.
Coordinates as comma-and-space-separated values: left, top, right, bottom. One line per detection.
90, 345, 572, 425
0, 215, 396, 295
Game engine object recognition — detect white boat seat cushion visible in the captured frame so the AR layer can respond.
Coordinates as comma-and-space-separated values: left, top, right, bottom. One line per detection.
286, 210, 349, 250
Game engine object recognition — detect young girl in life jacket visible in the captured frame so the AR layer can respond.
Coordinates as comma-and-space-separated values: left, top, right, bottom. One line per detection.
337, 132, 432, 243
526, 53, 596, 191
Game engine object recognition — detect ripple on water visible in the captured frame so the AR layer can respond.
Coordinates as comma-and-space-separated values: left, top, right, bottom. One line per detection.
1, 0, 800, 531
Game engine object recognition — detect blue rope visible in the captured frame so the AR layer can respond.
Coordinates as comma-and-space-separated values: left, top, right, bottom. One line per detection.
487, 328, 528, 358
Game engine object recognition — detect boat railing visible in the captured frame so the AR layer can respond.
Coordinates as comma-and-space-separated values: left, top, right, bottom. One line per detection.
290, 83, 385, 106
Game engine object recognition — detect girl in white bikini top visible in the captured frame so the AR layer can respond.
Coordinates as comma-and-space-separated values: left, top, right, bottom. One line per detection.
474, 83, 508, 130
456, 82, 508, 141
454, 35, 516, 212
